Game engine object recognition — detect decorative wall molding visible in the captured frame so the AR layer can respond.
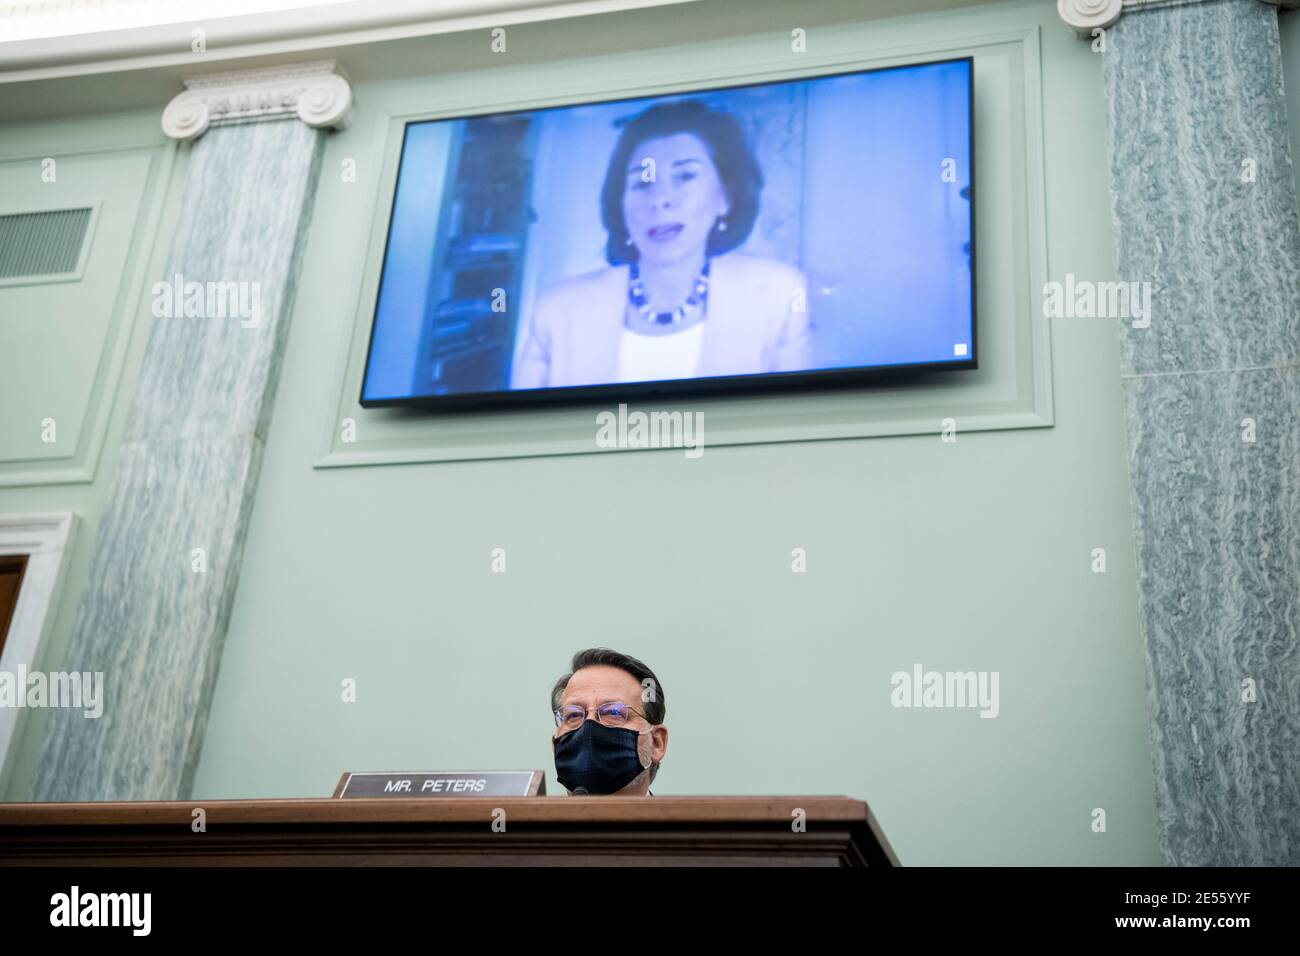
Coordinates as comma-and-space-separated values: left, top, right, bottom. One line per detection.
1059, 0, 1298, 37
0, 123, 179, 489
0, 512, 77, 782
162, 59, 352, 140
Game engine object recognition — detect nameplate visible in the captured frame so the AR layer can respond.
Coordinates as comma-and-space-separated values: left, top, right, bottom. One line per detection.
332, 770, 545, 798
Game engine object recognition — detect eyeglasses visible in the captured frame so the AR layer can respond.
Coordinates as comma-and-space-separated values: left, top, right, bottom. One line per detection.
553, 701, 649, 734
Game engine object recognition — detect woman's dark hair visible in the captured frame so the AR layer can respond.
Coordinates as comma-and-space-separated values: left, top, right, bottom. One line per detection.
600, 99, 763, 265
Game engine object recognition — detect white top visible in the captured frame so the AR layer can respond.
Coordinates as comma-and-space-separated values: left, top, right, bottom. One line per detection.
615, 324, 705, 383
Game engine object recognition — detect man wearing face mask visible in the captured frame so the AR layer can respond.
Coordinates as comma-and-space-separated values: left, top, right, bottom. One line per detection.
550, 648, 668, 796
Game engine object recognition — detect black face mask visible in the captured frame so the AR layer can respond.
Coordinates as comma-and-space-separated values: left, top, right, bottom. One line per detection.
553, 719, 647, 795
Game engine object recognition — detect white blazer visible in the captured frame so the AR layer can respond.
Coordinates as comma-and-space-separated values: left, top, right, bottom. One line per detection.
511, 252, 811, 389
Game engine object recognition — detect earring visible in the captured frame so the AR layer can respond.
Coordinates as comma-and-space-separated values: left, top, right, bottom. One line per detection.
626, 237, 635, 246
716, 218, 728, 233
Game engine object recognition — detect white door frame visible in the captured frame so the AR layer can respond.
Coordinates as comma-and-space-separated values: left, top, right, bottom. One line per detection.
0, 512, 77, 783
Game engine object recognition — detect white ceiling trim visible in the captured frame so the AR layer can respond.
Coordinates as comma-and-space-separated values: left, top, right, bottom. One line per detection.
0, 0, 701, 83
0, 0, 359, 43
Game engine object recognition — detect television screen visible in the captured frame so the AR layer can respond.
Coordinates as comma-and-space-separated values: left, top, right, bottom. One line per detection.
360, 56, 974, 408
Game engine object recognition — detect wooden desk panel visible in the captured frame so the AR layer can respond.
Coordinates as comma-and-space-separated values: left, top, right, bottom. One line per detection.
0, 795, 898, 866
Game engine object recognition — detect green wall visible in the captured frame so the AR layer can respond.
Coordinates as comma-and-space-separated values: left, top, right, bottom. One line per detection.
0, 0, 1160, 865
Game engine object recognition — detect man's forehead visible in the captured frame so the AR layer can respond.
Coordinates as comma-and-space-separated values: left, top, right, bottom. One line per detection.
562, 665, 639, 702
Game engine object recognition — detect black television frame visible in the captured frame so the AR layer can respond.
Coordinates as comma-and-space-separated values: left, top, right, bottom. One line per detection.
359, 55, 977, 411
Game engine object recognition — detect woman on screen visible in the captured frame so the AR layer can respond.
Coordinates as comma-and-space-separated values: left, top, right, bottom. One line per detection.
511, 99, 811, 390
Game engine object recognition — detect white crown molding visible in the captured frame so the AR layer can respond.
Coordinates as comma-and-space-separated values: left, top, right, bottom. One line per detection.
0, 0, 701, 83
1059, 0, 1298, 37
161, 58, 351, 139
0, 1, 357, 44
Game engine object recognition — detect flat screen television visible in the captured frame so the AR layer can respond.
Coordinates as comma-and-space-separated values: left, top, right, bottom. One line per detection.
360, 56, 974, 409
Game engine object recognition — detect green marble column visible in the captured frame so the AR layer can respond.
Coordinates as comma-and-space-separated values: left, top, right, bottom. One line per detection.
1100, 0, 1300, 864
34, 64, 346, 801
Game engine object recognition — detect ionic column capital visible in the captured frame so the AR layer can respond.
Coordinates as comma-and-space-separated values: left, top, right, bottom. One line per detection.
1058, 0, 1298, 39
162, 60, 351, 141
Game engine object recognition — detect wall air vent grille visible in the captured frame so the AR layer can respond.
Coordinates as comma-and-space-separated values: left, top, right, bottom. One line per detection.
0, 207, 93, 281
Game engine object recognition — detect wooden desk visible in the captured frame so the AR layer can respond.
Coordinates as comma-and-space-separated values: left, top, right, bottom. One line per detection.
0, 795, 898, 866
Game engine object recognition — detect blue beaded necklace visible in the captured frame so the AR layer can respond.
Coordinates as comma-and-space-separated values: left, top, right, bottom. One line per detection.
625, 259, 710, 335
